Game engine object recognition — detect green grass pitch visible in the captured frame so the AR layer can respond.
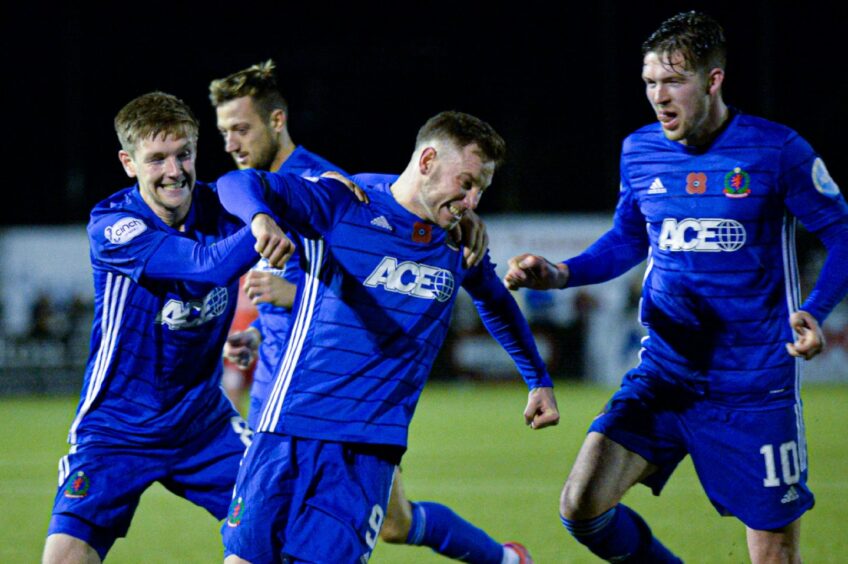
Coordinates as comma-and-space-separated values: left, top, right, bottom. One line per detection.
2, 382, 846, 563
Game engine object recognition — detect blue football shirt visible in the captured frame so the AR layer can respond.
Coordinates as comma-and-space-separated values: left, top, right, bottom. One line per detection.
247, 147, 351, 404
217, 170, 552, 448
68, 182, 258, 446
566, 110, 848, 400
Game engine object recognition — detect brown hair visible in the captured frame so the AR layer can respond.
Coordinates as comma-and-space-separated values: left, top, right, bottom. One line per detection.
416, 111, 506, 169
209, 59, 288, 121
642, 11, 727, 74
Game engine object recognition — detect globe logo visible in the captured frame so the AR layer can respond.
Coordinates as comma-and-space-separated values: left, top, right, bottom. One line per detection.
429, 269, 455, 302
202, 287, 229, 318
714, 219, 746, 251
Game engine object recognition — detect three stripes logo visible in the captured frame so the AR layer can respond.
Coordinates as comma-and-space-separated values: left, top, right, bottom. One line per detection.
647, 178, 667, 194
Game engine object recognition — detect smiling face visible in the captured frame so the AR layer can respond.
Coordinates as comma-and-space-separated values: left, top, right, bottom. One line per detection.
216, 96, 283, 171
642, 50, 724, 146
415, 141, 495, 230
119, 133, 196, 226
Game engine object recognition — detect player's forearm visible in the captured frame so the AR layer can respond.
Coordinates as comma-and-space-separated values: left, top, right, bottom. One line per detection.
217, 169, 279, 225
142, 226, 259, 285
564, 229, 647, 287
473, 290, 553, 389
801, 222, 848, 324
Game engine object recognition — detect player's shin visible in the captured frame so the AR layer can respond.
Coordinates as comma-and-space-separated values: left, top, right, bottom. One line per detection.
406, 501, 505, 563
561, 504, 682, 563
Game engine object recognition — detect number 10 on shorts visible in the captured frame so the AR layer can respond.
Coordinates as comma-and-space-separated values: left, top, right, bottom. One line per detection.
760, 441, 800, 487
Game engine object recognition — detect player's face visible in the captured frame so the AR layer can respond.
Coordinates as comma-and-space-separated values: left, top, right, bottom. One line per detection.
643, 51, 715, 146
417, 142, 494, 230
119, 134, 196, 223
216, 96, 281, 171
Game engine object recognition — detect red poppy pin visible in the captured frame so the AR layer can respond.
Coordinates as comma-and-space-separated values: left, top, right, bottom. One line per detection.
686, 172, 707, 194
412, 222, 432, 244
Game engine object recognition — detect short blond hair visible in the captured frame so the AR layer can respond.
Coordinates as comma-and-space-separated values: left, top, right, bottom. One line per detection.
114, 91, 198, 154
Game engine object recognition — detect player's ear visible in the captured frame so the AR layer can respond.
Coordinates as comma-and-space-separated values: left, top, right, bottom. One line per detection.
706, 67, 724, 96
418, 146, 437, 175
270, 108, 287, 133
118, 150, 137, 178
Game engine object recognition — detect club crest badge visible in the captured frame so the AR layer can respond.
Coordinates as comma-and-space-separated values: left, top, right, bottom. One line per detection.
723, 167, 751, 198
64, 471, 90, 498
412, 222, 432, 244
686, 172, 707, 194
227, 496, 244, 527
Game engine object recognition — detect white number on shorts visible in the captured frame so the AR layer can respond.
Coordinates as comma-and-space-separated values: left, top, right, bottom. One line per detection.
759, 441, 800, 487
364, 504, 385, 549
230, 416, 253, 447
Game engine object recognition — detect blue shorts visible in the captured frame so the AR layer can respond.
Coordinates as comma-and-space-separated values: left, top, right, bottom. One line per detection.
590, 369, 814, 530
222, 432, 398, 563
47, 412, 251, 559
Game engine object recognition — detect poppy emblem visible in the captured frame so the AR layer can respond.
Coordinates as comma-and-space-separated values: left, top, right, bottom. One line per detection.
686, 172, 707, 194
412, 222, 432, 244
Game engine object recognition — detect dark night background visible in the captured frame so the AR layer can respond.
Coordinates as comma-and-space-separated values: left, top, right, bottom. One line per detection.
3, 1, 846, 226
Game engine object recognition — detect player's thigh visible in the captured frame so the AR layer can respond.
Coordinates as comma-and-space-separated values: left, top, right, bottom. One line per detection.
48, 445, 164, 557
222, 432, 298, 563
571, 370, 689, 512
284, 442, 396, 562
43, 532, 101, 564
164, 413, 252, 519
561, 431, 656, 519
380, 468, 412, 542
688, 402, 813, 531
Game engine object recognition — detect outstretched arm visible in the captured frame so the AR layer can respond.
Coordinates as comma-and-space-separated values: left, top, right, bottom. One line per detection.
505, 179, 648, 292
465, 254, 560, 429
140, 225, 259, 285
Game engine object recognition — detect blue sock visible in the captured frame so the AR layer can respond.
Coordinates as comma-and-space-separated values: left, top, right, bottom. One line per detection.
406, 501, 504, 564
561, 504, 682, 563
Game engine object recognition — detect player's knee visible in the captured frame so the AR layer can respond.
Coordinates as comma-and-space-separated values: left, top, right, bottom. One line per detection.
560, 477, 605, 520
43, 533, 102, 564
379, 510, 411, 544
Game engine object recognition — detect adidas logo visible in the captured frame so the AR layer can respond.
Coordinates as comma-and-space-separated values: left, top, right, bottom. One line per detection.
370, 215, 393, 231
781, 486, 799, 504
648, 177, 667, 194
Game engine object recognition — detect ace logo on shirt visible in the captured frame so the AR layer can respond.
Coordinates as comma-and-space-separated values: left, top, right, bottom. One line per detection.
156, 287, 229, 329
364, 256, 455, 302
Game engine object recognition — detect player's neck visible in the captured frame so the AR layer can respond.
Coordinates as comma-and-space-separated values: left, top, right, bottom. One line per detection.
685, 100, 730, 148
390, 167, 427, 220
270, 135, 297, 172
151, 203, 190, 231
